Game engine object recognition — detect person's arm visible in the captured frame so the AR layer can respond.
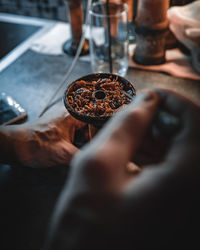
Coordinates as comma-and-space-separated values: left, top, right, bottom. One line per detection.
0, 109, 85, 167
0, 126, 16, 165
45, 89, 200, 250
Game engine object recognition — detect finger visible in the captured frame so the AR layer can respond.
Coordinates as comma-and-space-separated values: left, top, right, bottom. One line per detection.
48, 112, 86, 144
153, 88, 200, 134
152, 88, 200, 170
95, 91, 159, 166
72, 90, 159, 190
124, 88, 200, 194
185, 28, 200, 38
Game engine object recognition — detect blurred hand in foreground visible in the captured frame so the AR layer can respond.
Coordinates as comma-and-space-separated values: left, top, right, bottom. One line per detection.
46, 89, 200, 250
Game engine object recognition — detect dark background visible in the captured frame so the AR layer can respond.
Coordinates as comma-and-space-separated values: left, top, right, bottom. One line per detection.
0, 1, 196, 22
0, 0, 89, 21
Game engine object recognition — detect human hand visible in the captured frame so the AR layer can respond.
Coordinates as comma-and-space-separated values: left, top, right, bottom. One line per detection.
168, 1, 200, 49
167, 1, 200, 74
46, 89, 200, 250
0, 108, 85, 168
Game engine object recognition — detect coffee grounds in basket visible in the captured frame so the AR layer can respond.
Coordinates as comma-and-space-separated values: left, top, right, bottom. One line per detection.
67, 77, 134, 117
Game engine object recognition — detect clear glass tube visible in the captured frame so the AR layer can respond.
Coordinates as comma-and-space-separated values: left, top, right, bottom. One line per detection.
89, 2, 129, 76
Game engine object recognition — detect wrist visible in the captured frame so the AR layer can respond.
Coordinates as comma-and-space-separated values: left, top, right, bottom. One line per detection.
0, 127, 16, 165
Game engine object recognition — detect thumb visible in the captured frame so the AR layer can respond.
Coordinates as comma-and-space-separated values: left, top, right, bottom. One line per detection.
94, 91, 159, 167
72, 90, 159, 190
185, 28, 200, 39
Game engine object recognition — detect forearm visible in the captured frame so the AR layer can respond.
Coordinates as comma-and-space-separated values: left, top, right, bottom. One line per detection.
0, 125, 32, 166
0, 126, 17, 164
